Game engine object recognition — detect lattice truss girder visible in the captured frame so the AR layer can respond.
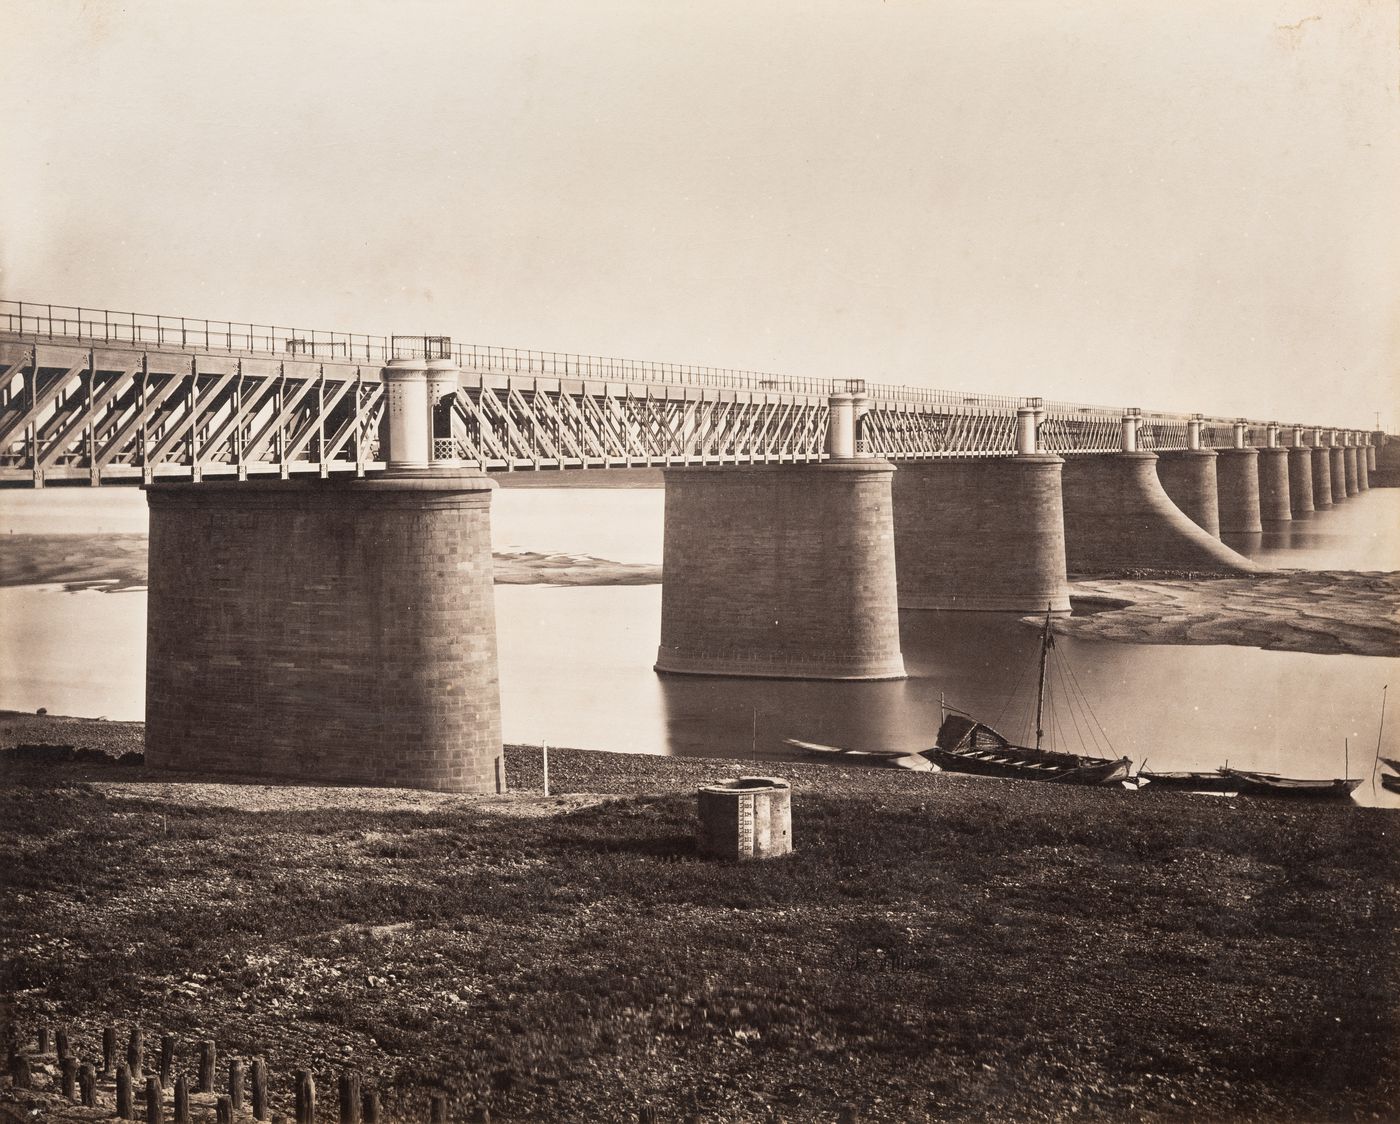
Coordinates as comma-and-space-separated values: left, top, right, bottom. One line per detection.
448, 385, 829, 466
0, 348, 384, 483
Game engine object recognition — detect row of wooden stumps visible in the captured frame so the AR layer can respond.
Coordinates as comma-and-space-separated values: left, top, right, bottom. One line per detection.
6, 1026, 474, 1122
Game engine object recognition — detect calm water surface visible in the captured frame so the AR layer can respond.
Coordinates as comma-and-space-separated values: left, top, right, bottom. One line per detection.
2, 483, 1397, 805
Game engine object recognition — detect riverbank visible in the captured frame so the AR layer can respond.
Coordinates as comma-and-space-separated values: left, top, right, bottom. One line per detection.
2, 715, 1396, 1122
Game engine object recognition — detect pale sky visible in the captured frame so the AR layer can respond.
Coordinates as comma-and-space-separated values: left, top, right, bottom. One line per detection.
3, 0, 1398, 428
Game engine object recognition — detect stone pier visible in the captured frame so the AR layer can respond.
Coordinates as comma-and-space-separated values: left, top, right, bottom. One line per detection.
145, 354, 504, 792
1060, 410, 1256, 575
1216, 421, 1262, 535
892, 404, 1070, 612
1343, 434, 1360, 496
1286, 427, 1314, 517
1329, 433, 1347, 504
1256, 423, 1292, 523
1357, 436, 1370, 490
656, 391, 905, 680
1156, 415, 1220, 536
1310, 429, 1334, 509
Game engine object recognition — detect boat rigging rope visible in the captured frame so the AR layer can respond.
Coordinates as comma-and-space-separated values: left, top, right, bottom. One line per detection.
1061, 652, 1118, 757
1052, 655, 1093, 757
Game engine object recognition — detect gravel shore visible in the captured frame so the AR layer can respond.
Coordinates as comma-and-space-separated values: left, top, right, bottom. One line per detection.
3, 713, 1398, 1121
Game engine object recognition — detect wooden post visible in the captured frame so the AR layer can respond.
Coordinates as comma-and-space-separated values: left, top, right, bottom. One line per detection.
339, 1072, 362, 1123
216, 1095, 234, 1124
542, 742, 550, 796
295, 1069, 316, 1124
639, 1107, 658, 1124
61, 1055, 78, 1099
159, 1034, 176, 1088
430, 1092, 448, 1123
55, 1027, 70, 1062
251, 1057, 269, 1120
128, 1027, 145, 1080
8, 1051, 31, 1089
147, 1075, 164, 1124
198, 1040, 216, 1093
116, 1063, 134, 1120
103, 1026, 117, 1076
37, 1028, 50, 1054
174, 1074, 191, 1124
361, 1091, 381, 1123
79, 1062, 97, 1107
229, 1058, 245, 1111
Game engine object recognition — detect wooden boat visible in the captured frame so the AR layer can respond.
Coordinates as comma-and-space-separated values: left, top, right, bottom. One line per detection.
785, 738, 937, 773
1131, 769, 1237, 794
930, 610, 1132, 787
931, 715, 1132, 784
1218, 768, 1361, 799
1381, 772, 1400, 794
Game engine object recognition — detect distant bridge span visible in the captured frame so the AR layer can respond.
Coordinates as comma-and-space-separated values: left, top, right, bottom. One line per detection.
0, 300, 1351, 486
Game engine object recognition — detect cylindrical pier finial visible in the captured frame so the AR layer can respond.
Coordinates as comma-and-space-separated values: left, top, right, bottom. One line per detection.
1187, 414, 1203, 451
826, 392, 856, 459
1016, 403, 1038, 455
1232, 419, 1247, 449
1265, 422, 1279, 449
1120, 409, 1140, 453
383, 357, 430, 470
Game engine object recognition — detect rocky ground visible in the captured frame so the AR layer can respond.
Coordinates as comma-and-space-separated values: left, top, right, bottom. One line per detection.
2, 714, 1397, 1122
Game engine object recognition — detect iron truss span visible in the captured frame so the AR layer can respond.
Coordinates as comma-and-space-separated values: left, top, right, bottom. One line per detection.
0, 301, 1325, 486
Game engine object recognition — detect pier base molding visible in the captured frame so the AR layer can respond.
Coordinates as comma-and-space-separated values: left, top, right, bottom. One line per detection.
656, 460, 906, 680
1256, 448, 1292, 522
1216, 448, 1263, 534
1154, 451, 1221, 537
1286, 449, 1315, 516
890, 456, 1070, 612
145, 471, 504, 792
1059, 453, 1257, 575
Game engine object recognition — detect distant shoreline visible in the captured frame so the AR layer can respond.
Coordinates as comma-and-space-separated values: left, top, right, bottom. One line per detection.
4, 533, 1398, 658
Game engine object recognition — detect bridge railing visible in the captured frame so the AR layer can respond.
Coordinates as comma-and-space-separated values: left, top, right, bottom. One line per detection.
1, 299, 836, 397
1, 299, 1346, 437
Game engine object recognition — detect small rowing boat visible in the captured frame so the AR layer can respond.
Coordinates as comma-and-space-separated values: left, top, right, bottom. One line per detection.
784, 738, 937, 772
1218, 768, 1361, 799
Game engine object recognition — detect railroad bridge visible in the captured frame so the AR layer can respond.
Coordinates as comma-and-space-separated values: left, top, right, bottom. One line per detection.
1, 300, 1384, 793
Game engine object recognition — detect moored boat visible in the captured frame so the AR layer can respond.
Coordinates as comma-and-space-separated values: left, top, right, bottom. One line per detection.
930, 609, 1132, 787
931, 713, 1132, 785
1218, 768, 1361, 799
1131, 769, 1238, 794
785, 738, 937, 772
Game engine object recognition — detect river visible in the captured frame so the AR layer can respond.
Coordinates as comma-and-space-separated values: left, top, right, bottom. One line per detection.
2, 481, 1397, 805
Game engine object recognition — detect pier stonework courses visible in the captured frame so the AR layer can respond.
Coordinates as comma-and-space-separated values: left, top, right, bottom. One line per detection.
1060, 453, 1257, 575
145, 470, 504, 792
1287, 444, 1314, 516
1310, 446, 1334, 508
1256, 447, 1292, 522
1343, 443, 1360, 496
1155, 451, 1221, 537
1329, 442, 1347, 504
891, 455, 1070, 612
1215, 448, 1263, 534
656, 460, 906, 679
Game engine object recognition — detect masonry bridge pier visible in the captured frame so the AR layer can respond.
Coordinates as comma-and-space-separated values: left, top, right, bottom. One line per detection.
0, 300, 1382, 791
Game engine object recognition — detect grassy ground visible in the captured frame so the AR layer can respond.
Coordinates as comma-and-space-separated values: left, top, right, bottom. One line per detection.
1, 715, 1397, 1122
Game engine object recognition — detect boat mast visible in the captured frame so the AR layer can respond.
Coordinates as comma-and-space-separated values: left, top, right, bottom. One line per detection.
1034, 605, 1052, 751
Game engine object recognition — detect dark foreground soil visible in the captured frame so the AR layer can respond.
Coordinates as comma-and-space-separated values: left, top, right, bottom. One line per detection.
1, 715, 1397, 1123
